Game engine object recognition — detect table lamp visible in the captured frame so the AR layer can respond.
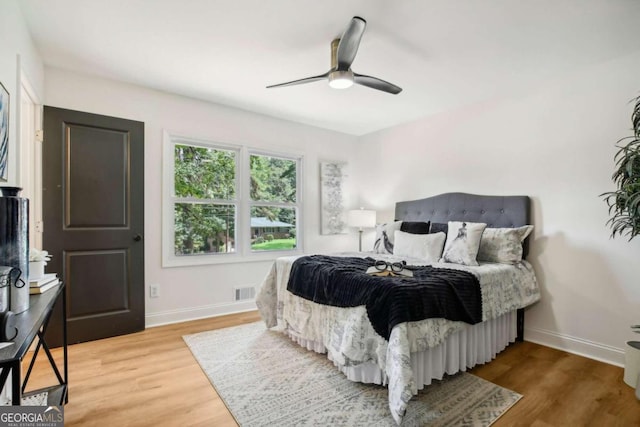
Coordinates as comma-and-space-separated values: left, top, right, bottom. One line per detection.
347, 208, 376, 252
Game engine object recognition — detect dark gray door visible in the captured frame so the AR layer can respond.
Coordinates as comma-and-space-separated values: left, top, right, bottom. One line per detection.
43, 106, 144, 345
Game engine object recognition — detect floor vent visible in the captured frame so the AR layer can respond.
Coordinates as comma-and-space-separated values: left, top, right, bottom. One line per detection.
234, 286, 256, 301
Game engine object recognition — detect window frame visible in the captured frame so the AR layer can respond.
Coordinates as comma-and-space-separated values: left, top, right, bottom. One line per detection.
162, 131, 304, 267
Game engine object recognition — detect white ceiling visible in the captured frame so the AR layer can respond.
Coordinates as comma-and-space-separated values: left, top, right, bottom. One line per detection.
18, 0, 640, 136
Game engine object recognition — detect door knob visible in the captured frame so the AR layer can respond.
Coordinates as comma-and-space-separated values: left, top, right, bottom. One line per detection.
133, 234, 143, 242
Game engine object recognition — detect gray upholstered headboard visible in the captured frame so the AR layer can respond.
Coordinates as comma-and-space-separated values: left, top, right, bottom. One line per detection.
395, 192, 531, 257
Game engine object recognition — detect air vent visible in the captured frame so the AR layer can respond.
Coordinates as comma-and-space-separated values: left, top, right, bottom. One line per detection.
234, 286, 256, 301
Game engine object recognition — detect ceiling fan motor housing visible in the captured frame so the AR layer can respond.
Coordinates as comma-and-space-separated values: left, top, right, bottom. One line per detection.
328, 70, 354, 89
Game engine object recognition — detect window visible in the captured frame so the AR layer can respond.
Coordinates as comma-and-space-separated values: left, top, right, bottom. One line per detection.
173, 143, 237, 255
249, 153, 298, 252
163, 132, 303, 266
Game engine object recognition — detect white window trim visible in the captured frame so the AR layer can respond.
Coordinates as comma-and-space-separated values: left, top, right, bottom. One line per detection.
162, 131, 304, 267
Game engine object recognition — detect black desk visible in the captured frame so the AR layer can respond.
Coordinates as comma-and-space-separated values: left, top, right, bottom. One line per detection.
0, 283, 67, 405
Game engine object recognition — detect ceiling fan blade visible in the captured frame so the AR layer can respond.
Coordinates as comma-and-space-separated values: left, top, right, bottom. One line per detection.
353, 73, 402, 94
266, 72, 329, 89
336, 17, 366, 71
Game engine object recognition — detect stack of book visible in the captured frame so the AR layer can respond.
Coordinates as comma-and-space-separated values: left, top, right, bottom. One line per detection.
29, 273, 59, 295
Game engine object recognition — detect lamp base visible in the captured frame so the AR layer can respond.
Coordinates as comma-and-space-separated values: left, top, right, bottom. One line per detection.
358, 229, 363, 252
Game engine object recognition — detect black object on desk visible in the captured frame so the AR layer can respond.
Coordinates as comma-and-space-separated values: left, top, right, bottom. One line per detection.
0, 283, 68, 405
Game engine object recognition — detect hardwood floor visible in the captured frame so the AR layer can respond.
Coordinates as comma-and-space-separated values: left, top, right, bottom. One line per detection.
472, 341, 640, 426
25, 311, 640, 426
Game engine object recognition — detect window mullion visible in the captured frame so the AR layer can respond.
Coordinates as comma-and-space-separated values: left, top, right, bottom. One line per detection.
173, 196, 237, 205
239, 146, 249, 256
249, 201, 297, 209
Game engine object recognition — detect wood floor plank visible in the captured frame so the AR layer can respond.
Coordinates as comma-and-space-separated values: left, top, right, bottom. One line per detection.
21, 311, 640, 426
472, 341, 640, 426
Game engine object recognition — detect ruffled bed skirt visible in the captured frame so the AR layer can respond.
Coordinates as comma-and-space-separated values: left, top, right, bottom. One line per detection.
286, 311, 516, 391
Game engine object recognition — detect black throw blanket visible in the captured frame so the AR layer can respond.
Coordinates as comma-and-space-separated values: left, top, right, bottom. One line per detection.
286, 255, 482, 340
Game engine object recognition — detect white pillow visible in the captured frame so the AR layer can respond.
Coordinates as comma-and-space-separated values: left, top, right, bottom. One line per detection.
394, 230, 446, 263
441, 221, 487, 266
373, 221, 402, 254
477, 225, 533, 263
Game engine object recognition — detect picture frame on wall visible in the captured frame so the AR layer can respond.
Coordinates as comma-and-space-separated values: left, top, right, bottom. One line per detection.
320, 161, 348, 235
0, 81, 9, 182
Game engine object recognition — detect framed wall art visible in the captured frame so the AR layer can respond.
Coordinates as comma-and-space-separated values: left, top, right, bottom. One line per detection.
0, 81, 9, 182
320, 161, 347, 235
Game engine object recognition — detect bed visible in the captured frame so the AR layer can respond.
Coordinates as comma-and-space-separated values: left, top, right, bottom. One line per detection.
256, 192, 540, 424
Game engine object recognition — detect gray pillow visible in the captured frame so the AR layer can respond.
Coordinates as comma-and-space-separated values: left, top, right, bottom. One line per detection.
477, 225, 533, 263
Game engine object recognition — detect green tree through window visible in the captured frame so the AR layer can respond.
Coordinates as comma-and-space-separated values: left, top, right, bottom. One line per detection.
174, 144, 237, 255
250, 154, 298, 251
169, 139, 301, 260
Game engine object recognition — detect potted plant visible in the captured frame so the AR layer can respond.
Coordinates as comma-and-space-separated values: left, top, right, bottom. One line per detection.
602, 95, 640, 239
28, 248, 51, 280
602, 95, 640, 399
625, 326, 640, 399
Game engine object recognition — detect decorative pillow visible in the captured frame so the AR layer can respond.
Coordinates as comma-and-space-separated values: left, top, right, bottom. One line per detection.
441, 221, 487, 266
373, 221, 402, 254
429, 222, 448, 237
477, 225, 533, 264
400, 221, 431, 235
394, 230, 446, 263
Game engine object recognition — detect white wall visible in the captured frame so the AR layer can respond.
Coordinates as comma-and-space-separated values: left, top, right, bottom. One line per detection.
0, 0, 44, 185
45, 68, 359, 326
40, 27, 640, 367
353, 51, 640, 366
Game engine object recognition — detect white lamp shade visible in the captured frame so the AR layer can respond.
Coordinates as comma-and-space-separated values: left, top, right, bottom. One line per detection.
347, 209, 376, 229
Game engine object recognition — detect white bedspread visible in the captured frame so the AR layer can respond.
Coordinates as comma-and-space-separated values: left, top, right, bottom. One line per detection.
256, 252, 540, 425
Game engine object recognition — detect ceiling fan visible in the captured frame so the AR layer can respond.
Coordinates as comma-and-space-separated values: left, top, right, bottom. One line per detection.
267, 16, 402, 95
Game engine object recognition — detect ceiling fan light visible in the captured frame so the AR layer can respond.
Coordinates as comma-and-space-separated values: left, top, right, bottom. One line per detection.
328, 70, 354, 89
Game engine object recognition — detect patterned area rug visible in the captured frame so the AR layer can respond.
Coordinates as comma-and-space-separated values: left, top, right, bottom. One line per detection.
0, 391, 48, 406
183, 322, 521, 426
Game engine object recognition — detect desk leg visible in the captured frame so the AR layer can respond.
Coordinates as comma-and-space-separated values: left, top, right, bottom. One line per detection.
11, 361, 20, 405
62, 283, 68, 404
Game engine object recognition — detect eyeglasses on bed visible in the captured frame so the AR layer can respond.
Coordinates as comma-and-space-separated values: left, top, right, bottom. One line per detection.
365, 260, 413, 277
373, 260, 407, 273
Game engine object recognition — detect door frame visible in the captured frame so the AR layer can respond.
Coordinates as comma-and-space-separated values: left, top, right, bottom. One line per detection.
17, 60, 44, 249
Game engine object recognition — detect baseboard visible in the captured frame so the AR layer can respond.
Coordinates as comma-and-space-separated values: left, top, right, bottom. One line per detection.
525, 327, 625, 367
146, 307, 626, 366
145, 300, 258, 328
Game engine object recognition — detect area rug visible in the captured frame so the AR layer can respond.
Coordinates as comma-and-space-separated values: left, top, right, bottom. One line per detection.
183, 322, 521, 426
0, 391, 48, 406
